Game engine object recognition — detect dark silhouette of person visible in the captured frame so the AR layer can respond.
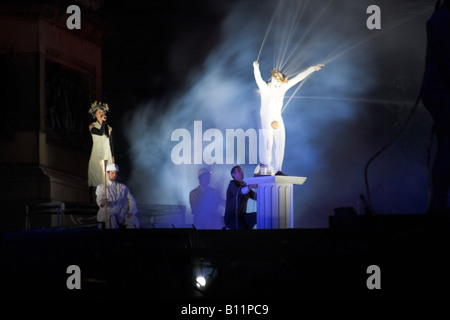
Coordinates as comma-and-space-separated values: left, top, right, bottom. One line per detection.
421, 0, 450, 216
224, 166, 257, 229
189, 168, 225, 229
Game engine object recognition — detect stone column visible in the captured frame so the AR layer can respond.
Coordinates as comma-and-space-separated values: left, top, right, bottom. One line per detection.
245, 176, 307, 229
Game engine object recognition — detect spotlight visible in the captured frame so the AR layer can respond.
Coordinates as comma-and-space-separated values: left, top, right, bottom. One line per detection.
196, 276, 206, 288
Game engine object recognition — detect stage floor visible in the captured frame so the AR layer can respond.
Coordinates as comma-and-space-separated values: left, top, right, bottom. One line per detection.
1, 215, 449, 301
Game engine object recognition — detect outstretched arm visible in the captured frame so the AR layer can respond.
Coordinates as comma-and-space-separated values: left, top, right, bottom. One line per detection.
286, 64, 324, 90
253, 61, 266, 89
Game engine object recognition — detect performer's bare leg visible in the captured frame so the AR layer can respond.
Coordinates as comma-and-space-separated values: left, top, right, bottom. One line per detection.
261, 120, 274, 170
273, 118, 286, 174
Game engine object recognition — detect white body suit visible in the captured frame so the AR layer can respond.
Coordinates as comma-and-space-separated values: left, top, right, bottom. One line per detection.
96, 179, 139, 229
253, 63, 317, 173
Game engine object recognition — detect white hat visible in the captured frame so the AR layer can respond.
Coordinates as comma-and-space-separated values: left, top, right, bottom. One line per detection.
106, 163, 120, 172
198, 168, 211, 178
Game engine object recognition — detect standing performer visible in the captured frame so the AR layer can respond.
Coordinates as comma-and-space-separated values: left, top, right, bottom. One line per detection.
224, 165, 257, 230
88, 101, 114, 187
189, 168, 225, 229
253, 61, 324, 175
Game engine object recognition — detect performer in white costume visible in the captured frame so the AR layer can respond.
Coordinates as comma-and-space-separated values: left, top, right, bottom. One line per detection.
88, 101, 114, 187
96, 163, 139, 229
253, 61, 324, 175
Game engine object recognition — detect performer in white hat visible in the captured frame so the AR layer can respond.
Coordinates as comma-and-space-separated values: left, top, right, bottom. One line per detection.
253, 61, 324, 175
189, 168, 225, 229
96, 163, 139, 229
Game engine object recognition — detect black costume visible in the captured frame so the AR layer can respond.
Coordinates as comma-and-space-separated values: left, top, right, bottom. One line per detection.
224, 180, 257, 229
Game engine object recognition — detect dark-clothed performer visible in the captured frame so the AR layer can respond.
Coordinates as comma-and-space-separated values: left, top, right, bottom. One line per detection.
224, 166, 257, 229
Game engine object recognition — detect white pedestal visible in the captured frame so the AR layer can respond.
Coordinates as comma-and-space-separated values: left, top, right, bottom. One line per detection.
244, 176, 307, 229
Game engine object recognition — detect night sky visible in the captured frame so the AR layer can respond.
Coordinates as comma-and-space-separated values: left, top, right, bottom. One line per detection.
101, 0, 229, 99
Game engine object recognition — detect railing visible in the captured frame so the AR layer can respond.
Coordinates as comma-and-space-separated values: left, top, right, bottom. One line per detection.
136, 204, 186, 228
25, 201, 99, 230
25, 202, 187, 230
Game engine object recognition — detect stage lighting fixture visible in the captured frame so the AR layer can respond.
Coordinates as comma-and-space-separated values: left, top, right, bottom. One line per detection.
196, 276, 206, 288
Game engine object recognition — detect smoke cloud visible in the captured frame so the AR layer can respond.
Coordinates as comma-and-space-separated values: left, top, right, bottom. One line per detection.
125, 0, 434, 228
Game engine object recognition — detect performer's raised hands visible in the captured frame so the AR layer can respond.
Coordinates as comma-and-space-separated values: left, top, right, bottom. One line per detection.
312, 64, 325, 71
